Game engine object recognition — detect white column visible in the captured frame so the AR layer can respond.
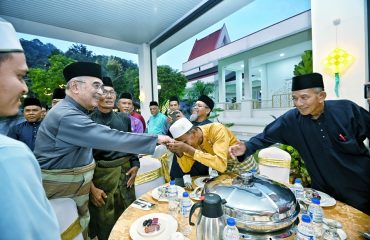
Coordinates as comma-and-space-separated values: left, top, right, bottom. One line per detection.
311, 0, 368, 107
235, 70, 242, 102
243, 61, 251, 100
218, 67, 226, 102
138, 43, 158, 120
258, 65, 267, 108
151, 49, 159, 102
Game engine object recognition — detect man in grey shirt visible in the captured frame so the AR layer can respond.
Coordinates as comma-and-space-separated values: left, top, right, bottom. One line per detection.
34, 61, 171, 235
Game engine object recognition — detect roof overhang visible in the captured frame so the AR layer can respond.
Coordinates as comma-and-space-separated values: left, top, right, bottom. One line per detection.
0, 0, 254, 56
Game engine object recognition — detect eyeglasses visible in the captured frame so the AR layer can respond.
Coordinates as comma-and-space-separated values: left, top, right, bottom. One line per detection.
75, 80, 104, 91
102, 89, 116, 96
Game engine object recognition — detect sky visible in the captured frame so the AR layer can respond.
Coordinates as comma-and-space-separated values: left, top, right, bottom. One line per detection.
18, 0, 310, 71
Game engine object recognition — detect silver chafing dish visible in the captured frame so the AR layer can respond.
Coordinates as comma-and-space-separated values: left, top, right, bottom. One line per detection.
203, 172, 300, 235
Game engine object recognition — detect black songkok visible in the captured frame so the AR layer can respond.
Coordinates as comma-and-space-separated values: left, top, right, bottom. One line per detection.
169, 96, 179, 103
102, 77, 113, 87
120, 92, 132, 100
23, 97, 41, 108
197, 95, 214, 110
292, 73, 324, 91
149, 101, 158, 107
63, 62, 102, 82
52, 88, 65, 99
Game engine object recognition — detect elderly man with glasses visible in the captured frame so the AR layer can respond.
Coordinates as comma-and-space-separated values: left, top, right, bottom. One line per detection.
34, 62, 172, 236
89, 77, 139, 240
190, 95, 214, 126
169, 95, 216, 183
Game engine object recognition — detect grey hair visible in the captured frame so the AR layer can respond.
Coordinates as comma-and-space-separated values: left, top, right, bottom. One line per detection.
312, 87, 324, 93
65, 77, 83, 90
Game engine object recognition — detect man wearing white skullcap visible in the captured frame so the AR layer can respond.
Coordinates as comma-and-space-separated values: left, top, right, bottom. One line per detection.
0, 18, 60, 239
167, 118, 257, 176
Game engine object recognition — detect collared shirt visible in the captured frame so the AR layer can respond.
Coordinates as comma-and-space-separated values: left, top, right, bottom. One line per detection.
129, 115, 144, 133
177, 122, 246, 173
34, 96, 157, 170
90, 110, 140, 168
131, 111, 146, 130
147, 112, 167, 135
240, 100, 370, 214
0, 134, 60, 239
7, 120, 41, 151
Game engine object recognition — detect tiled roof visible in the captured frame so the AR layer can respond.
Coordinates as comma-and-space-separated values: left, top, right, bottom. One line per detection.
188, 28, 223, 61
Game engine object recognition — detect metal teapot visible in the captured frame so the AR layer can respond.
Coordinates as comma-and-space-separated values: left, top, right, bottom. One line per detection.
189, 193, 226, 240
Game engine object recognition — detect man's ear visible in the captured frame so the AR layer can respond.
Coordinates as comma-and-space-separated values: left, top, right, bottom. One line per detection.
70, 81, 80, 94
319, 91, 327, 102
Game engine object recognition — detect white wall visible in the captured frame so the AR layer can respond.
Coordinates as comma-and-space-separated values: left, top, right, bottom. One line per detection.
312, 0, 368, 107
266, 56, 301, 98
182, 11, 311, 73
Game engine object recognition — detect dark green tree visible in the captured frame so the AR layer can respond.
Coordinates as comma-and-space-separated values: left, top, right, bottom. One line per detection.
118, 68, 139, 98
157, 65, 188, 108
65, 44, 94, 62
28, 54, 74, 104
20, 39, 59, 68
185, 80, 214, 104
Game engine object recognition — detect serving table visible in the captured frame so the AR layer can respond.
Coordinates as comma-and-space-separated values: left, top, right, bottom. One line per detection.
109, 178, 370, 240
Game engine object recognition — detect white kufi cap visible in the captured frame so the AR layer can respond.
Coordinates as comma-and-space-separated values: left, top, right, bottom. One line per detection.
0, 18, 23, 53
170, 118, 193, 139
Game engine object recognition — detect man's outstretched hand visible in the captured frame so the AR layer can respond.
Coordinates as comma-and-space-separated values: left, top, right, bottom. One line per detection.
229, 141, 247, 159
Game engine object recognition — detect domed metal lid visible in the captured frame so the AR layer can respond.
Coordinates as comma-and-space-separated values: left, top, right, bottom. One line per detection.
204, 172, 299, 232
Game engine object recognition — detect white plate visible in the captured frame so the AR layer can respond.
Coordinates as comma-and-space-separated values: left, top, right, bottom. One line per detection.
304, 188, 336, 207
194, 176, 211, 188
151, 185, 185, 202
129, 213, 178, 240
137, 216, 166, 237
